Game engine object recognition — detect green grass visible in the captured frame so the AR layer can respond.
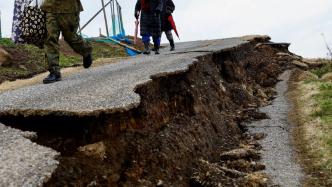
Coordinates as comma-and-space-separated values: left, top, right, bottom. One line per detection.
60, 54, 81, 67
0, 38, 15, 47
310, 63, 332, 175
313, 82, 332, 122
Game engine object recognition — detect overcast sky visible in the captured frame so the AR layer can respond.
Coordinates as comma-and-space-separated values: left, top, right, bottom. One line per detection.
1, 0, 332, 58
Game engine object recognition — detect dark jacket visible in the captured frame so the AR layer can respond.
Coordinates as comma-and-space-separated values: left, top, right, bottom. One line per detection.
41, 0, 83, 13
135, 0, 162, 37
135, 0, 163, 13
161, 0, 175, 31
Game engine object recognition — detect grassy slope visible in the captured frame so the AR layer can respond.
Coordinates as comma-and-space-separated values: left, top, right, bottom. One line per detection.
290, 61, 332, 187
0, 38, 128, 83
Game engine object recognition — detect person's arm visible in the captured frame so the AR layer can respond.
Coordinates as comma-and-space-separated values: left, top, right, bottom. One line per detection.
167, 0, 175, 14
134, 0, 141, 19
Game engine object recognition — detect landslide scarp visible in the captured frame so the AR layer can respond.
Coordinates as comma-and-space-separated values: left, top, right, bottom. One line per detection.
0, 38, 298, 186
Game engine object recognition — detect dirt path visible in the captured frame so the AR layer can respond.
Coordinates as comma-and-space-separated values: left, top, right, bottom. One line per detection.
246, 70, 304, 186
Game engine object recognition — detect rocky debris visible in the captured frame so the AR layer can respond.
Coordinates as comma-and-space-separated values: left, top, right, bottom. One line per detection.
0, 47, 12, 67
220, 148, 261, 160
224, 160, 266, 173
292, 60, 309, 70
276, 52, 302, 61
78, 141, 107, 160
191, 159, 242, 187
190, 159, 268, 187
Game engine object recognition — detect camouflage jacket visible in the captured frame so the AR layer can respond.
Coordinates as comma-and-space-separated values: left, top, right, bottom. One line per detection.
41, 0, 83, 13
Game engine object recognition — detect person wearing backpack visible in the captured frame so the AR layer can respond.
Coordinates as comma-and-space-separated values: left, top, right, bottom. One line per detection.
135, 0, 163, 55
161, 0, 175, 51
41, 0, 93, 84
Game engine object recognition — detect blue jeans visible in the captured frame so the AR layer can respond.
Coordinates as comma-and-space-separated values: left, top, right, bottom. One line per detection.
142, 34, 160, 46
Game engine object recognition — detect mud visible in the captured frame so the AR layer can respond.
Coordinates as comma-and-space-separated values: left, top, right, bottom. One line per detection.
0, 40, 295, 186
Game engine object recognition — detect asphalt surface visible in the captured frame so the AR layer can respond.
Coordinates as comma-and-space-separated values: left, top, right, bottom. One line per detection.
0, 38, 247, 117
247, 71, 304, 187
0, 123, 59, 187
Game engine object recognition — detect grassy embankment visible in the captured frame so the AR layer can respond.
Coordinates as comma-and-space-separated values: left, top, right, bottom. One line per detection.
290, 59, 332, 186
0, 38, 127, 83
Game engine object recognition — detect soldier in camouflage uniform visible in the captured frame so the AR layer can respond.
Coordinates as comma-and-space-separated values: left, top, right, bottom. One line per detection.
41, 0, 93, 84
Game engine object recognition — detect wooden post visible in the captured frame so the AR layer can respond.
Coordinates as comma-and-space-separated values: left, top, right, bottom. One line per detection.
101, 0, 110, 37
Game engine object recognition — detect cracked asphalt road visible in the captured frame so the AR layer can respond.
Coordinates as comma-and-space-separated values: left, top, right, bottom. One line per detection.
0, 38, 247, 117
0, 37, 249, 186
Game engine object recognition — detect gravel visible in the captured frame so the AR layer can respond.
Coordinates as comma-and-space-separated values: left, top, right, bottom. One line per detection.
246, 71, 304, 187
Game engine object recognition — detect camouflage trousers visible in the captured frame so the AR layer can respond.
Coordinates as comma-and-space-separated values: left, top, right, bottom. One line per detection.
44, 13, 92, 73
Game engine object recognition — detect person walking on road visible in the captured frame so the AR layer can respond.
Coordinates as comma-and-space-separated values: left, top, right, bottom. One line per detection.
161, 0, 175, 51
41, 0, 93, 84
135, 0, 162, 55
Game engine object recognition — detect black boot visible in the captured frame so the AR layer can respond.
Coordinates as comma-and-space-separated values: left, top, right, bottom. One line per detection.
143, 42, 151, 55
83, 54, 93, 69
154, 43, 160, 55
43, 72, 61, 84
170, 39, 175, 51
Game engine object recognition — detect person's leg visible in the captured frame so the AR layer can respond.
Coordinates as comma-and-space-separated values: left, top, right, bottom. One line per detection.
43, 13, 62, 84
166, 30, 175, 51
58, 13, 93, 68
142, 34, 151, 55
152, 35, 161, 55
